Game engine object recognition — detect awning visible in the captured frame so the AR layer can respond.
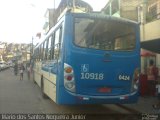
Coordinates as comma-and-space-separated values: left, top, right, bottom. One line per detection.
141, 38, 160, 54
141, 49, 156, 57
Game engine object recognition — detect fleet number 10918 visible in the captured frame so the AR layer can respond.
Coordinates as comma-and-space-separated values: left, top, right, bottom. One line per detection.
81, 73, 104, 80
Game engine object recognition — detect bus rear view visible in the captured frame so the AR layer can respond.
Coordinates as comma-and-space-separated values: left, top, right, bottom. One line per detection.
60, 13, 140, 104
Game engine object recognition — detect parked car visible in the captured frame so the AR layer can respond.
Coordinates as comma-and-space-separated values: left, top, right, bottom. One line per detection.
0, 61, 9, 70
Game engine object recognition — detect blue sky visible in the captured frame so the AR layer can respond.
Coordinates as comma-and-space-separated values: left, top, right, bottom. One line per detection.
0, 0, 108, 44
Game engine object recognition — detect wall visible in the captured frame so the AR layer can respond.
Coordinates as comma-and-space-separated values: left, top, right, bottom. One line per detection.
120, 0, 143, 21
144, 20, 160, 41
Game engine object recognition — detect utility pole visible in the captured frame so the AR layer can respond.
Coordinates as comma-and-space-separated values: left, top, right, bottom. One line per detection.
141, 0, 148, 41
73, 0, 75, 11
30, 37, 33, 63
142, 0, 147, 24
54, 0, 55, 9
32, 37, 33, 55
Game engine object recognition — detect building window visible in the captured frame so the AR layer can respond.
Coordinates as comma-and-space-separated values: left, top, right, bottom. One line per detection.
111, 0, 119, 15
148, 5, 157, 19
104, 6, 110, 15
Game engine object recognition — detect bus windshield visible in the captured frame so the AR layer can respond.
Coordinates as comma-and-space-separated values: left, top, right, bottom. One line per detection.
74, 18, 136, 51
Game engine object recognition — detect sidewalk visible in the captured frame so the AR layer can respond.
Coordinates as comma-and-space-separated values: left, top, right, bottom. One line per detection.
124, 96, 160, 114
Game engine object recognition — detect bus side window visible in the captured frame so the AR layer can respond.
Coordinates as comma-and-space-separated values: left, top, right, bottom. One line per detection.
47, 36, 53, 60
53, 26, 62, 61
41, 41, 47, 61
51, 33, 55, 60
44, 40, 48, 60
37, 46, 39, 61
40, 44, 43, 61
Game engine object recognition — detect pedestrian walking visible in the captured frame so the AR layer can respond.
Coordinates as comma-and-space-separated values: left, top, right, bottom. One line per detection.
26, 63, 31, 80
14, 62, 18, 76
147, 60, 158, 96
19, 63, 25, 80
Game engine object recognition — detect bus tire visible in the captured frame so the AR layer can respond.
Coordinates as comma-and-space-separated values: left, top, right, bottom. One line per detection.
41, 76, 48, 99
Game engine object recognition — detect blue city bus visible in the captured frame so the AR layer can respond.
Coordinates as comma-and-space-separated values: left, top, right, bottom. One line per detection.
33, 12, 140, 104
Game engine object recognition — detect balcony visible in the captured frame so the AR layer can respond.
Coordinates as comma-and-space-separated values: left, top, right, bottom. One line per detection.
140, 0, 160, 53
146, 0, 160, 23
143, 19, 160, 41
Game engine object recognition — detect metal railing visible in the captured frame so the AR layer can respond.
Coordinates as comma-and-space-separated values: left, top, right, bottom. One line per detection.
146, 0, 160, 22
146, 12, 160, 22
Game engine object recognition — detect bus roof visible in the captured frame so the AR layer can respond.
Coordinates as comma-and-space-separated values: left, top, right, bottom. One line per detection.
68, 12, 139, 25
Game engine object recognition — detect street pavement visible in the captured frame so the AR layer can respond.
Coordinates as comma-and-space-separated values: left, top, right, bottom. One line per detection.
0, 68, 49, 113
0, 68, 159, 118
0, 69, 126, 114
124, 96, 160, 114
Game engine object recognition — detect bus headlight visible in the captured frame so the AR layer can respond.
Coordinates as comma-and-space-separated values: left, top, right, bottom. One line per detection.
64, 63, 75, 92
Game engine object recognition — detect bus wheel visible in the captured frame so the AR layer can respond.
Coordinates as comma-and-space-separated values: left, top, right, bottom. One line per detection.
41, 77, 48, 99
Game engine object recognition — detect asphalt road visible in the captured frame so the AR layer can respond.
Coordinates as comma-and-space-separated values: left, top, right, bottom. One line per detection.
0, 68, 140, 119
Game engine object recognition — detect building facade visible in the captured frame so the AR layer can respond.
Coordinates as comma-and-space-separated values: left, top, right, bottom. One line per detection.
0, 43, 30, 63
102, 0, 160, 74
102, 0, 143, 21
43, 0, 93, 34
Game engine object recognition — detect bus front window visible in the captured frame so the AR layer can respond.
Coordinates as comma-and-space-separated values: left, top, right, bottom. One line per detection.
74, 18, 136, 51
